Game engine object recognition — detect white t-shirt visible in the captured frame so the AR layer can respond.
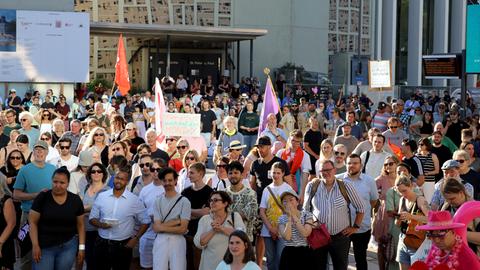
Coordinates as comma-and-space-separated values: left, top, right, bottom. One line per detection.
360, 150, 390, 179
56, 155, 79, 172
259, 182, 295, 237
139, 182, 165, 239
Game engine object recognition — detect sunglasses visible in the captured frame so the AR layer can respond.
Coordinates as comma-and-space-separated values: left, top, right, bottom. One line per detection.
426, 230, 449, 239
166, 138, 177, 142
389, 126, 398, 129
177, 146, 187, 150
43, 114, 50, 117
20, 119, 27, 122
384, 162, 395, 167
91, 169, 103, 174
40, 137, 50, 141
126, 128, 135, 131
60, 146, 70, 150
334, 151, 346, 156
139, 163, 151, 168
229, 149, 241, 152
149, 167, 162, 173
94, 133, 104, 137
112, 147, 122, 152
186, 156, 195, 161
455, 159, 465, 164
9, 156, 22, 160
208, 198, 223, 204
419, 143, 424, 146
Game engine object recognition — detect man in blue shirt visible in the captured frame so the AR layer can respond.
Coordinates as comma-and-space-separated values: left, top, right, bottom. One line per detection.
13, 140, 56, 270
337, 153, 378, 270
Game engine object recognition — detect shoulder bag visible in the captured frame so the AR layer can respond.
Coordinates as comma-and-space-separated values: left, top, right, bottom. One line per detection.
403, 197, 426, 250
305, 179, 331, 250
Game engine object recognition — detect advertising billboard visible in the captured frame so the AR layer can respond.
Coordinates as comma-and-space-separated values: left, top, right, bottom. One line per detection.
466, 5, 480, 74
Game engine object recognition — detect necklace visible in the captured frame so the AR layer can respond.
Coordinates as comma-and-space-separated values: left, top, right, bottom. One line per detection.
426, 235, 462, 269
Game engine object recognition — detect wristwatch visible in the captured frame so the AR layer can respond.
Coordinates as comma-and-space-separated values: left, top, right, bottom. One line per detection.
352, 224, 360, 229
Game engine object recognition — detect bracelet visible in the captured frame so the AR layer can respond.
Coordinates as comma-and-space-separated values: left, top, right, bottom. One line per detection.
79, 244, 85, 251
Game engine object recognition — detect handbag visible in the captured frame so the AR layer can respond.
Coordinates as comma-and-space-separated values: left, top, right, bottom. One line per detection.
305, 179, 331, 249
403, 198, 426, 250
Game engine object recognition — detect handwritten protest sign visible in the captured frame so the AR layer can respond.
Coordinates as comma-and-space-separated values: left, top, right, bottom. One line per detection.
162, 113, 201, 137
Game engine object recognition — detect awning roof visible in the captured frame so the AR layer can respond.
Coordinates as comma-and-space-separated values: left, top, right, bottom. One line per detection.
90, 22, 268, 42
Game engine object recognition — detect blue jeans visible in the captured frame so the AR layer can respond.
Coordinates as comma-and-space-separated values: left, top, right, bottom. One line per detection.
264, 237, 284, 270
34, 236, 78, 270
243, 134, 257, 156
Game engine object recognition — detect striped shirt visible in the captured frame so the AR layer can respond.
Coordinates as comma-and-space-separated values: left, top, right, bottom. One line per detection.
278, 211, 313, 247
303, 179, 365, 235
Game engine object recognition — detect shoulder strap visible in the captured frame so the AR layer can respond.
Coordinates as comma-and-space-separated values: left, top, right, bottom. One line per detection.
336, 179, 352, 226
307, 179, 321, 212
266, 186, 285, 213
162, 195, 184, 223
231, 212, 235, 228
362, 151, 370, 174
130, 176, 141, 192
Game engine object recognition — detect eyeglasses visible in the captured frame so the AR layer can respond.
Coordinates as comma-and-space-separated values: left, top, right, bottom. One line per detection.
208, 198, 223, 204
217, 164, 227, 168
319, 168, 334, 173
20, 119, 27, 122
94, 133, 104, 137
291, 139, 301, 143
389, 126, 398, 129
166, 138, 177, 142
9, 156, 22, 160
91, 169, 103, 174
426, 230, 449, 239
126, 128, 135, 131
229, 149, 241, 152
334, 151, 346, 156
177, 145, 187, 150
149, 167, 162, 173
139, 163, 151, 168
60, 146, 70, 150
186, 156, 195, 161
384, 162, 395, 167
112, 147, 122, 151
40, 137, 49, 141
43, 114, 49, 117
455, 159, 465, 164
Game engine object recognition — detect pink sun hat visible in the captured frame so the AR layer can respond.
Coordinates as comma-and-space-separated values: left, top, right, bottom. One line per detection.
416, 211, 465, 231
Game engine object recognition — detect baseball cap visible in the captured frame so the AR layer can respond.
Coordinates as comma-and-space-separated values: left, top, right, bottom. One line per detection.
33, 140, 49, 150
255, 136, 272, 146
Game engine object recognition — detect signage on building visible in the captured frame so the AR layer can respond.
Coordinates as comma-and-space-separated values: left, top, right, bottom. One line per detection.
368, 60, 392, 89
466, 5, 480, 74
422, 54, 462, 79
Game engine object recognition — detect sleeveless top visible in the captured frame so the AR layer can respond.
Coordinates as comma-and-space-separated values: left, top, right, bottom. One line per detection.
417, 153, 435, 182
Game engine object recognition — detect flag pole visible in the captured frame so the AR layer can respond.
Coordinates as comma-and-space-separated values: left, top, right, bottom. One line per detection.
263, 67, 282, 117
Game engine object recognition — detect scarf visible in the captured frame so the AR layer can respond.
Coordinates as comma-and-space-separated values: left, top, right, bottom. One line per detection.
224, 128, 236, 137
281, 147, 304, 192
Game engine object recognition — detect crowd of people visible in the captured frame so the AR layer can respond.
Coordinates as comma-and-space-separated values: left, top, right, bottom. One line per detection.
0, 75, 478, 270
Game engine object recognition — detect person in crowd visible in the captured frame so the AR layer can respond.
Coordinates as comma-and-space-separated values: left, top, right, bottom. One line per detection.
432, 122, 458, 153
259, 162, 295, 270
177, 149, 200, 192
394, 175, 429, 270
207, 156, 230, 191
55, 138, 79, 172
415, 137, 439, 203
152, 167, 191, 270
276, 130, 311, 197
304, 116, 324, 177
410, 110, 434, 139
225, 140, 246, 164
168, 137, 187, 172
0, 129, 20, 167
145, 129, 170, 162
353, 127, 393, 156
460, 141, 480, 172
215, 116, 244, 163
298, 101, 326, 135
181, 162, 213, 270
433, 102, 448, 123
34, 108, 61, 135
108, 140, 132, 165
453, 150, 480, 200
92, 102, 110, 131
51, 118, 65, 146
29, 166, 85, 269
278, 105, 296, 137
59, 120, 82, 155
195, 191, 245, 270
110, 114, 127, 142
39, 132, 60, 165
1, 148, 26, 223
137, 159, 165, 270
68, 151, 93, 195
216, 230, 261, 270
124, 122, 145, 156
277, 191, 313, 270
334, 123, 359, 156
131, 104, 147, 139
360, 134, 390, 179
303, 159, 365, 270
89, 166, 149, 269
372, 102, 390, 132
260, 113, 287, 146
337, 154, 378, 270
317, 143, 348, 176
318, 138, 335, 163
415, 211, 480, 269
325, 108, 345, 138
429, 131, 453, 179
336, 111, 362, 140
130, 154, 154, 195
199, 100, 217, 147
400, 139, 425, 187
18, 111, 40, 150
390, 100, 410, 132
82, 127, 109, 167
3, 109, 21, 137
383, 117, 409, 149
444, 109, 469, 147
225, 161, 258, 241
79, 162, 109, 270
0, 173, 16, 270
55, 95, 71, 130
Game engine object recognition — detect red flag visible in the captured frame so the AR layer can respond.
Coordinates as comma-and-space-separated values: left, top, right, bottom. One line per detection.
114, 34, 130, 96
154, 77, 166, 143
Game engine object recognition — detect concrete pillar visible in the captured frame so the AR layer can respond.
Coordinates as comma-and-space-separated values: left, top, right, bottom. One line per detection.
450, 0, 466, 87
407, 0, 423, 86
372, 0, 382, 60
432, 0, 449, 87
381, 0, 397, 84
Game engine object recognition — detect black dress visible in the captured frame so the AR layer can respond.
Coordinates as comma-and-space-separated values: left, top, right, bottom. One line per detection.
0, 195, 15, 269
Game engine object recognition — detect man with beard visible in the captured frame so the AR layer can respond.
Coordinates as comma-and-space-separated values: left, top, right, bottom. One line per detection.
225, 161, 258, 241
336, 111, 362, 140
337, 154, 377, 270
297, 101, 326, 135
444, 109, 469, 147
89, 166, 149, 269
429, 131, 453, 180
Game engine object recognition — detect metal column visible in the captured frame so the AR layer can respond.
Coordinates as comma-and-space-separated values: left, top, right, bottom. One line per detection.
249, 39, 253, 78
381, 0, 397, 84
432, 0, 449, 87
236, 41, 240, 83
407, 0, 423, 86
166, 35, 171, 76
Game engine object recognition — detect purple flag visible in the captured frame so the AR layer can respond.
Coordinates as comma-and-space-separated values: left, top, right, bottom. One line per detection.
258, 77, 280, 136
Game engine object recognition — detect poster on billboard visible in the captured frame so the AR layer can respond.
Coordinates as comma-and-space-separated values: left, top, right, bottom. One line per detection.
0, 9, 89, 83
368, 60, 392, 90
466, 5, 480, 74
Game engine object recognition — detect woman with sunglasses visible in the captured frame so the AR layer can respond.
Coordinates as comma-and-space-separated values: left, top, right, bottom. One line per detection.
34, 108, 62, 135
415, 137, 439, 203
414, 211, 480, 270
39, 132, 61, 165
69, 151, 94, 195
79, 163, 109, 270
460, 141, 480, 173
15, 134, 32, 163
125, 122, 145, 156
216, 230, 260, 270
169, 139, 189, 173
0, 129, 20, 167
195, 191, 246, 270
177, 149, 200, 192
226, 141, 246, 164
108, 141, 131, 165
372, 155, 401, 270
394, 175, 429, 270
0, 170, 16, 270
208, 157, 230, 191
82, 127, 109, 167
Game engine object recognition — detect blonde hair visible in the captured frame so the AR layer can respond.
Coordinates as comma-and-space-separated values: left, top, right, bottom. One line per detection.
82, 127, 108, 151
183, 149, 199, 168
319, 139, 334, 161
